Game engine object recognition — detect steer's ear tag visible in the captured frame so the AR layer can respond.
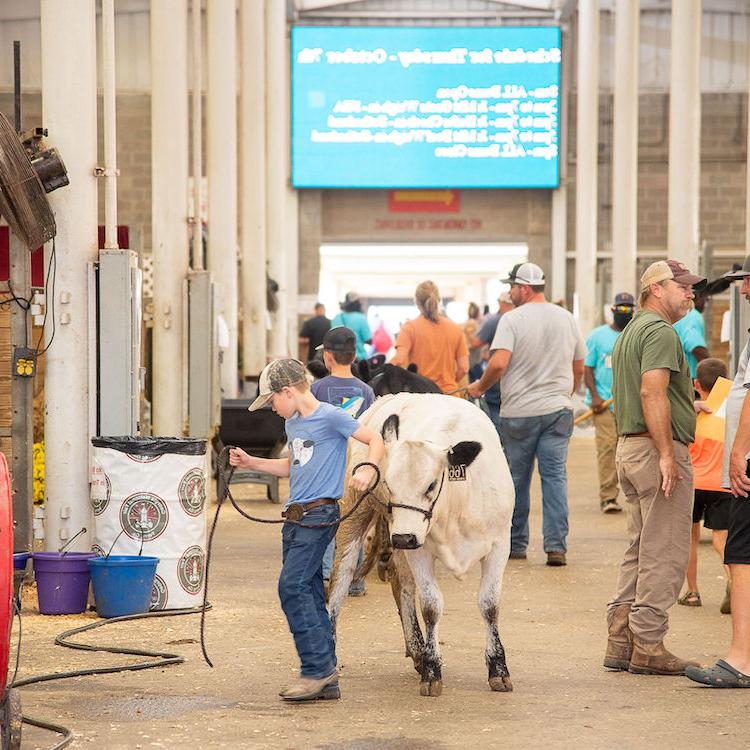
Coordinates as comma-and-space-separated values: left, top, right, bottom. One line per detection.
448, 464, 467, 481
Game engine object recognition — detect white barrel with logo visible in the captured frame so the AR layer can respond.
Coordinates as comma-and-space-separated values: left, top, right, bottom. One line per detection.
90, 437, 207, 610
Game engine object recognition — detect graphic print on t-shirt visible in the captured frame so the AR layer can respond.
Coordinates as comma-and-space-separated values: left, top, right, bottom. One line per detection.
328, 387, 364, 418
291, 438, 314, 466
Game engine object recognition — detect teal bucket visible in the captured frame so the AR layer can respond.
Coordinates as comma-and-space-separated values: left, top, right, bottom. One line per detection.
89, 555, 159, 618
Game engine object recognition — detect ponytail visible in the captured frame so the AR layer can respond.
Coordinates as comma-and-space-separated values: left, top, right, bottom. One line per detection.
415, 280, 441, 323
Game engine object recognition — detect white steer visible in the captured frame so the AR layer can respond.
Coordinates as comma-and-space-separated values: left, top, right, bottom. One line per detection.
329, 393, 515, 696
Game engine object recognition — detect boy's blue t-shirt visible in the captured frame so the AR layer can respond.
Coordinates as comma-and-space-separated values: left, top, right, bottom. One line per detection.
311, 375, 375, 419
285, 402, 358, 508
673, 307, 706, 378
584, 324, 620, 409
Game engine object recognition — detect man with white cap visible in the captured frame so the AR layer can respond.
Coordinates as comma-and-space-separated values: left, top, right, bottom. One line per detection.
605, 259, 706, 677
468, 290, 515, 431
468, 262, 587, 567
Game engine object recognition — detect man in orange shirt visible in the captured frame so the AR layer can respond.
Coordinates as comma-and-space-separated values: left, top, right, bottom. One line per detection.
678, 357, 732, 613
391, 280, 468, 394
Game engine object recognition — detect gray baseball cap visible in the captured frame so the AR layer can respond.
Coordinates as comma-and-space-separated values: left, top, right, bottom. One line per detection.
248, 359, 308, 411
723, 255, 750, 281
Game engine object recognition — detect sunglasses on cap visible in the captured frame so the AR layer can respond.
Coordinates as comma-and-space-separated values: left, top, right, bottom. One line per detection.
611, 304, 635, 314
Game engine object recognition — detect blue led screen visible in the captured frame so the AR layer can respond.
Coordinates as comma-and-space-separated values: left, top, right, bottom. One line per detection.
291, 26, 561, 189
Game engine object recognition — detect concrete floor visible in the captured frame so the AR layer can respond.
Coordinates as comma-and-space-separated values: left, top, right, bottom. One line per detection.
14, 436, 746, 750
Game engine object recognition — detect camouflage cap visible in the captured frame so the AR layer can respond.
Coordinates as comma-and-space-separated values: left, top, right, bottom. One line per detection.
640, 259, 706, 292
248, 359, 308, 412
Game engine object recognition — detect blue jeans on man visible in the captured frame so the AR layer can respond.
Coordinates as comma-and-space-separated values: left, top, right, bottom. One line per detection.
278, 503, 339, 678
483, 382, 501, 432
498, 408, 573, 555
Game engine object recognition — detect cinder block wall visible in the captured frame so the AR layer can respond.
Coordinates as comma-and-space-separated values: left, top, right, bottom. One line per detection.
566, 92, 747, 259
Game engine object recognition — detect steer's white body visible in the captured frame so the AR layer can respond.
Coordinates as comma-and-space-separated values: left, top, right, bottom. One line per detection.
329, 393, 515, 695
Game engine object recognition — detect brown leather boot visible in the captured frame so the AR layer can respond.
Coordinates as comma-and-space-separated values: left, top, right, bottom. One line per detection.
628, 637, 700, 676
603, 604, 632, 671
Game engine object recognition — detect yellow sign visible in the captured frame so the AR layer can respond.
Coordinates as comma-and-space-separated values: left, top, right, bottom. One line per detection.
391, 190, 456, 205
695, 376, 732, 442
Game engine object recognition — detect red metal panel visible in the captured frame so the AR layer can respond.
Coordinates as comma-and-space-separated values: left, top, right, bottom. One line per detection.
0, 227, 8, 282
31, 247, 44, 288
97, 225, 130, 250
1, 225, 130, 286
0, 453, 13, 695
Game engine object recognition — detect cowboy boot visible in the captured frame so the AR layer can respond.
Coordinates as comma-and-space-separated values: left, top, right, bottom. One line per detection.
628, 637, 700, 676
603, 603, 633, 671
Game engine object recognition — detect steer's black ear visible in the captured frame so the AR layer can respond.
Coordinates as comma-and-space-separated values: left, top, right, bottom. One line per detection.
447, 441, 482, 467
357, 359, 371, 382
381, 414, 400, 443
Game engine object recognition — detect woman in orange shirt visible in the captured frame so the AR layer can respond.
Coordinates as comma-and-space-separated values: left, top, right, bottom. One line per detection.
391, 280, 468, 394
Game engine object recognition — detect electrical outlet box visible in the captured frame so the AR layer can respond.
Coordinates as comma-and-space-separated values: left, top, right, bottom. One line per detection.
12, 347, 36, 378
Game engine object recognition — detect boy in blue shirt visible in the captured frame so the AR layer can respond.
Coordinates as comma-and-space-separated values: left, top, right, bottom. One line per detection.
673, 290, 709, 378
312, 326, 376, 595
229, 358, 383, 702
584, 293, 634, 513
312, 327, 375, 419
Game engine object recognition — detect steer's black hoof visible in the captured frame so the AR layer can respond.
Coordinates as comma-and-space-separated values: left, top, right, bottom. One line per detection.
419, 679, 443, 697
489, 675, 513, 692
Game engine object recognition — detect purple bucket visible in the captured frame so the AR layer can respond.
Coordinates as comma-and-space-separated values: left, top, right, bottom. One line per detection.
33, 552, 95, 615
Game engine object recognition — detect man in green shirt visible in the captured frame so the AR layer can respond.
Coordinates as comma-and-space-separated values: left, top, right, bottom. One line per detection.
604, 259, 706, 677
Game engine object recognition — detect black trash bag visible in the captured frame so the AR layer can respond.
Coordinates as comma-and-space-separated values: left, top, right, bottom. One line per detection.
91, 436, 207, 457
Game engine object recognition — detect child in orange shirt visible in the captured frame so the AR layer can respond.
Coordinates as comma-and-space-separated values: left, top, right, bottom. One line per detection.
678, 357, 732, 614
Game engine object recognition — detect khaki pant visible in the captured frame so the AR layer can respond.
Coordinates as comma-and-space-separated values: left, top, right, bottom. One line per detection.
607, 436, 693, 643
593, 409, 619, 503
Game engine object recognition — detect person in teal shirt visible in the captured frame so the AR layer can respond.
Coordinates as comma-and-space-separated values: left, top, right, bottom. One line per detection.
584, 293, 635, 514
331, 292, 372, 361
673, 291, 709, 378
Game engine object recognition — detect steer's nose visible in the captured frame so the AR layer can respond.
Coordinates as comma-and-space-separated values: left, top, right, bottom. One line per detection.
391, 533, 419, 549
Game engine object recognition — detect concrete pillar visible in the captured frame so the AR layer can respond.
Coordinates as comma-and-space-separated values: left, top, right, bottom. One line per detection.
101, 0, 118, 251
240, 0, 267, 377
668, 0, 702, 270
40, 0, 97, 551
207, 0, 239, 396
151, 0, 190, 435
550, 28, 570, 303
286, 183, 299, 360
191, 0, 203, 272
266, 0, 290, 357
612, 0, 640, 297
574, 0, 600, 334
745, 33, 750, 257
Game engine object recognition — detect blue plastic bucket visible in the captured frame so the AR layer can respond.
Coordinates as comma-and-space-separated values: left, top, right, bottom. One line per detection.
13, 553, 30, 609
33, 552, 96, 615
88, 555, 159, 618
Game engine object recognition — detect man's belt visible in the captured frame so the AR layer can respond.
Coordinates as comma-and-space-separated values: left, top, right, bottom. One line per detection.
621, 432, 687, 446
282, 498, 338, 521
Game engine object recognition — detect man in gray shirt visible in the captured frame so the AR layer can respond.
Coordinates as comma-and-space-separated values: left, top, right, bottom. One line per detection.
468, 262, 587, 566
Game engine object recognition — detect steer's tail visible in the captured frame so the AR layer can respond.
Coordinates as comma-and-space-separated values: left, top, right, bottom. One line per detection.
357, 515, 392, 582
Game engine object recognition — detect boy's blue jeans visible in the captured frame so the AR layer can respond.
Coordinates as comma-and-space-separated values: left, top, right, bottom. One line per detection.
498, 408, 573, 554
279, 503, 339, 679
